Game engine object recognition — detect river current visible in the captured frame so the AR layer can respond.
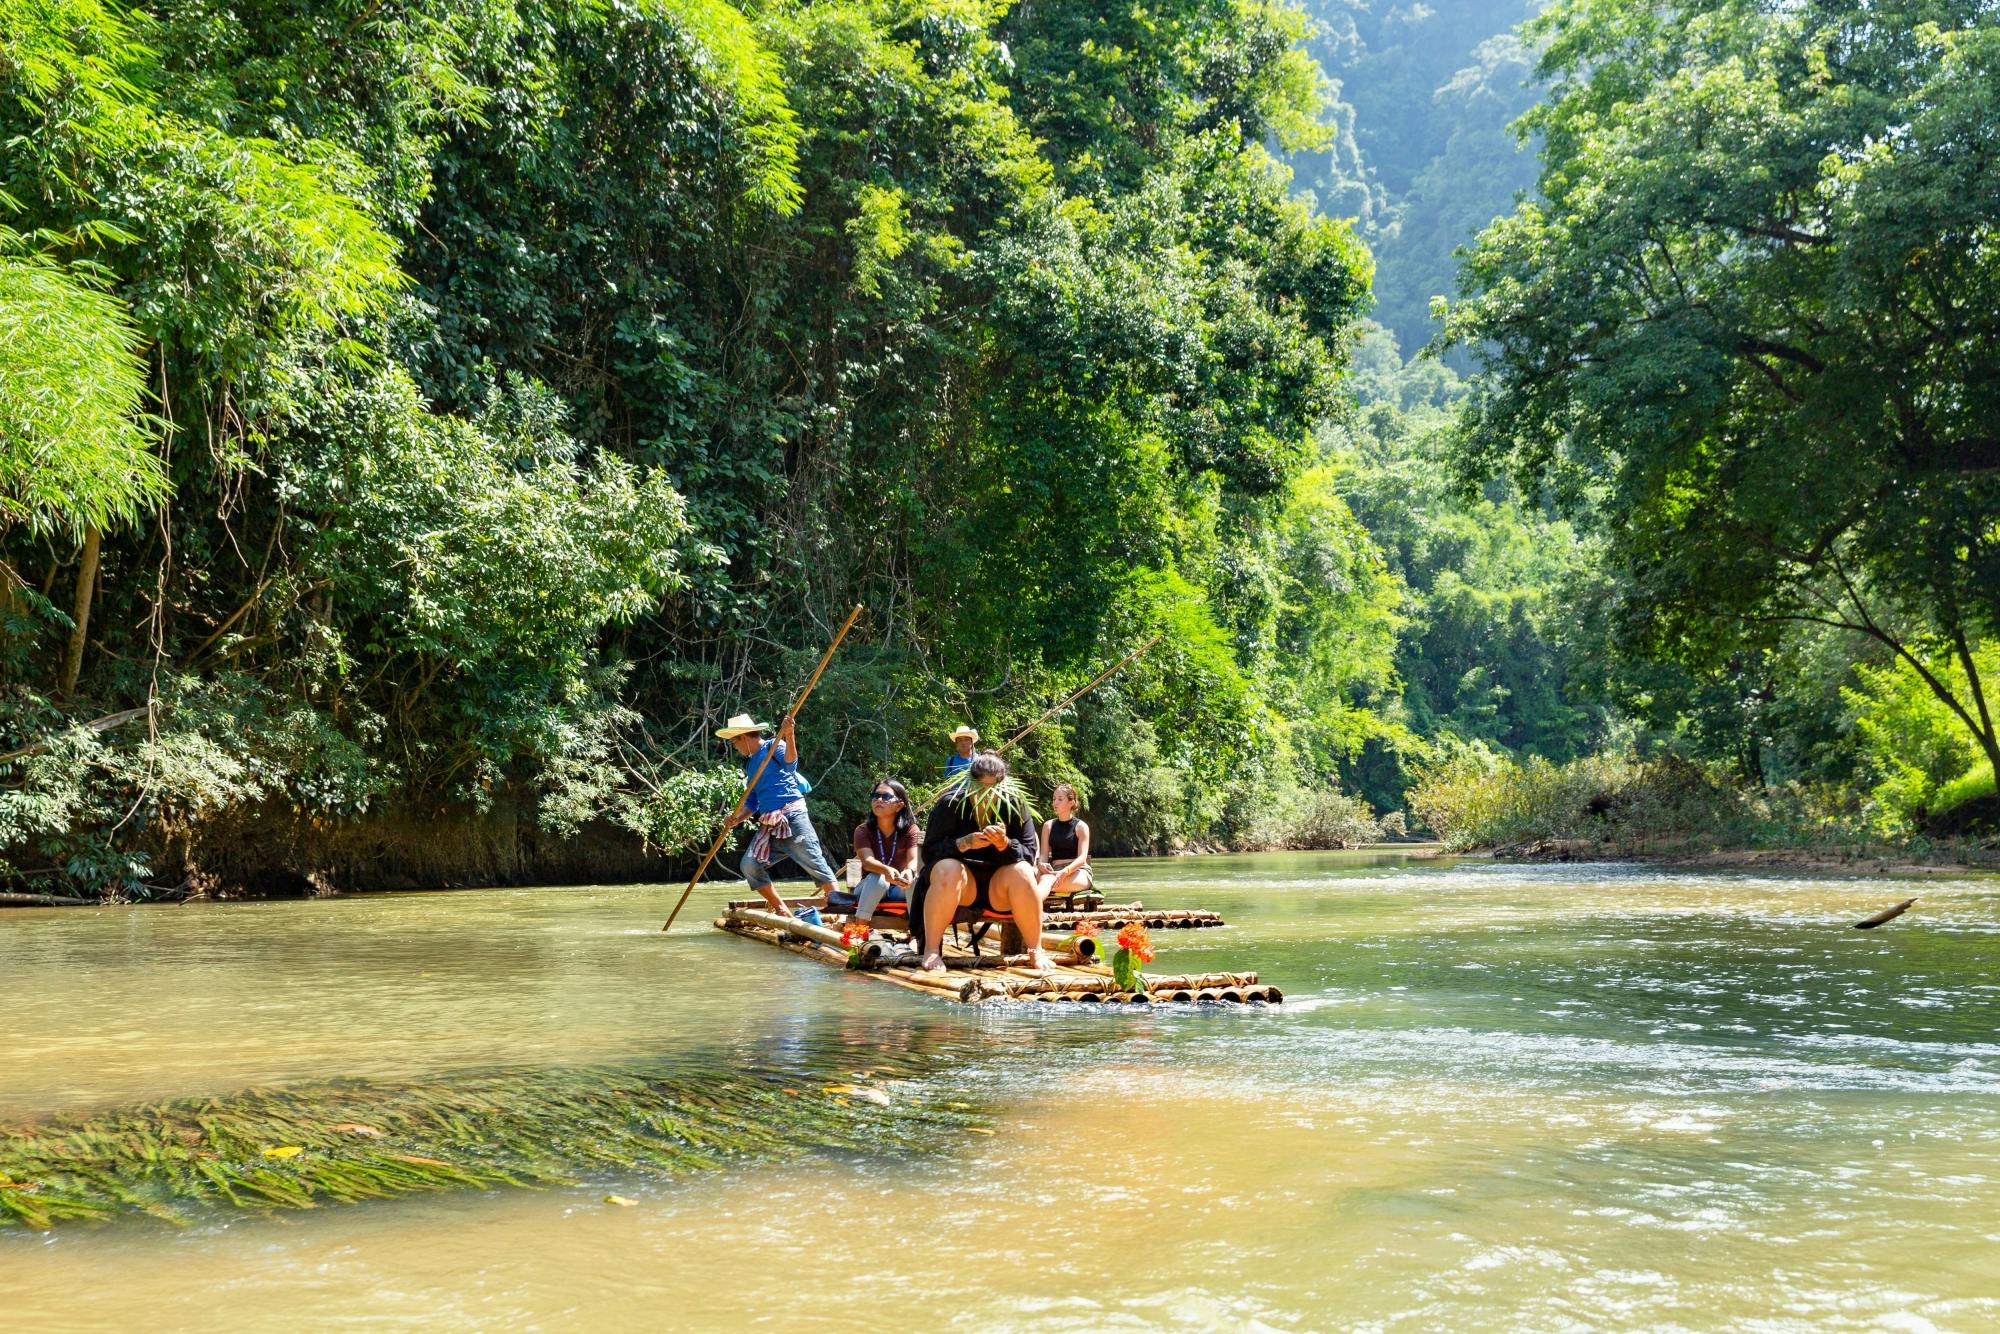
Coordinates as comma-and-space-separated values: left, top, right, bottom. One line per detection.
3, 853, 1997, 1331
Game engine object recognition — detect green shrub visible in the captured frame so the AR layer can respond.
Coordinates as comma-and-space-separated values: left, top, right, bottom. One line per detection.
1930, 765, 1997, 820
1406, 749, 1876, 854
1239, 786, 1383, 850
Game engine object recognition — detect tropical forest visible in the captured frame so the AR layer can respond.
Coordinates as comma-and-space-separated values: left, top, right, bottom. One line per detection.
2, 0, 1996, 898
7, 3, 2000, 1327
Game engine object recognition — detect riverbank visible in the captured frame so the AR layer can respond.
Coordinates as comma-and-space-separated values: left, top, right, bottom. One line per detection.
1482, 836, 2000, 877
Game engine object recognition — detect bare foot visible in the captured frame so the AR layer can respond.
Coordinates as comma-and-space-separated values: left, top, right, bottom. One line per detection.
1026, 948, 1055, 972
921, 952, 945, 972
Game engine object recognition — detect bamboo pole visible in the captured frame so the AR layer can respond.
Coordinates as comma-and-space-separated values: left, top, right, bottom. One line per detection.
663, 605, 864, 931
1000, 970, 1260, 997
916, 633, 1166, 811
728, 906, 851, 951
997, 632, 1163, 755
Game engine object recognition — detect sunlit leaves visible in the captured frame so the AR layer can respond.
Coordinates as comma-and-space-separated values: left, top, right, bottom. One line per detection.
0, 239, 166, 538
1447, 0, 2000, 770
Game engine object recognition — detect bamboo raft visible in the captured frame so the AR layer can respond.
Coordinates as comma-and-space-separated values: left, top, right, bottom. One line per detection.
1044, 904, 1226, 930
733, 896, 1226, 931
714, 905, 1280, 1006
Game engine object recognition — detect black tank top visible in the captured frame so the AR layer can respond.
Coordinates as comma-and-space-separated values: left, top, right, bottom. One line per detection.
1048, 817, 1080, 861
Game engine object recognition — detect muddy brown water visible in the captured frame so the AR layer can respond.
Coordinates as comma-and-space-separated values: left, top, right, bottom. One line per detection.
3, 853, 1997, 1331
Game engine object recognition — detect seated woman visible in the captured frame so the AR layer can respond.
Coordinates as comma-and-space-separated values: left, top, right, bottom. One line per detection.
1036, 782, 1093, 902
913, 752, 1049, 972
839, 777, 919, 923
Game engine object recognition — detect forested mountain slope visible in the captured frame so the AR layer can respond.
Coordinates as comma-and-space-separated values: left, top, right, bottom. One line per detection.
1289, 0, 1541, 353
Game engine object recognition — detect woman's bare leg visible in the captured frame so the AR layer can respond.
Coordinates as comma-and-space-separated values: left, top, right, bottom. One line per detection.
922, 860, 971, 969
1051, 865, 1093, 897
988, 862, 1048, 966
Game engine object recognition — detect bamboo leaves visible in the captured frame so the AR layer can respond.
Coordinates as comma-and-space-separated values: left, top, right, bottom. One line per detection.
0, 238, 166, 540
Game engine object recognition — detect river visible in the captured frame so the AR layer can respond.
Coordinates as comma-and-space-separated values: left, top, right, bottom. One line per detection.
3, 853, 1997, 1331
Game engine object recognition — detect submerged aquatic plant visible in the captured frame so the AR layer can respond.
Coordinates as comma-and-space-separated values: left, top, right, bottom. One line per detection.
0, 1061, 985, 1229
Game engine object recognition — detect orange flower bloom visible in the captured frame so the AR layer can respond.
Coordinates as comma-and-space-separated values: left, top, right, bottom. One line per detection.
1072, 921, 1099, 939
1115, 922, 1155, 964
838, 922, 872, 949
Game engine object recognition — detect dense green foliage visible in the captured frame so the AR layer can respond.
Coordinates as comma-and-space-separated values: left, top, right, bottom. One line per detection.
1443, 0, 2000, 843
1334, 324, 1603, 810
8, 0, 1998, 898
1289, 0, 1543, 353
2, 0, 1402, 896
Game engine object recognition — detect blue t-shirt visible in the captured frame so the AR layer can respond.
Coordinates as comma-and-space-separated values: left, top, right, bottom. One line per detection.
743, 739, 805, 814
944, 752, 973, 778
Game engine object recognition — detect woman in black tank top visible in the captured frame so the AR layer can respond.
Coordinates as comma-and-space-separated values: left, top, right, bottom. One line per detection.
1037, 782, 1092, 897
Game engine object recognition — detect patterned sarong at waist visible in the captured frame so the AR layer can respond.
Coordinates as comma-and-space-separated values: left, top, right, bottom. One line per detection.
748, 799, 807, 865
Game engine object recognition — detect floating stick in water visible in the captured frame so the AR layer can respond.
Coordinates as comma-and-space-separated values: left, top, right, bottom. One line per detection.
1851, 897, 1917, 929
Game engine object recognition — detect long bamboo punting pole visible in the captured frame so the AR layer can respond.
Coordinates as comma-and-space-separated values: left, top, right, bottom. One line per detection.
663, 604, 864, 931
996, 632, 1164, 756
915, 632, 1167, 811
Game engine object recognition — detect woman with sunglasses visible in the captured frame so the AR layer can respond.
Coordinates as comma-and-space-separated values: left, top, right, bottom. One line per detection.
847, 777, 920, 923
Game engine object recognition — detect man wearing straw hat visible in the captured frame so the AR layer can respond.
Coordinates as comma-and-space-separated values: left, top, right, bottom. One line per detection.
718, 712, 840, 917
944, 724, 979, 779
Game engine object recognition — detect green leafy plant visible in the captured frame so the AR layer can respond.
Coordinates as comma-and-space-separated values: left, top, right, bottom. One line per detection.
1110, 920, 1154, 994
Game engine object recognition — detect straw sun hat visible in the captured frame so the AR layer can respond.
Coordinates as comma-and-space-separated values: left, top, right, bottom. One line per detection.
949, 724, 980, 741
715, 713, 772, 739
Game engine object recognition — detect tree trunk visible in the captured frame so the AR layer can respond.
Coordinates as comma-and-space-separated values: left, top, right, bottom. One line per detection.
58, 527, 101, 699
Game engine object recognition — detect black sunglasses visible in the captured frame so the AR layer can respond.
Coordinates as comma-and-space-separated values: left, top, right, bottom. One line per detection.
871, 790, 899, 801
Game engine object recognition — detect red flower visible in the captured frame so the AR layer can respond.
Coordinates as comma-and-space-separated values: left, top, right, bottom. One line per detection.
838, 922, 872, 949
1115, 922, 1155, 965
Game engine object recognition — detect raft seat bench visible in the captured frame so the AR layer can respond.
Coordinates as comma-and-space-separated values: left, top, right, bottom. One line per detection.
838, 900, 1015, 957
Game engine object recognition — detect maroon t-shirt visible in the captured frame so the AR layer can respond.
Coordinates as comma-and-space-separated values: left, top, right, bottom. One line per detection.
852, 820, 919, 873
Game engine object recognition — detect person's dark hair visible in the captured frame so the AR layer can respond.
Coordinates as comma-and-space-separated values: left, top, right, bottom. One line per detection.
1051, 782, 1078, 804
968, 751, 1008, 783
872, 776, 917, 837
